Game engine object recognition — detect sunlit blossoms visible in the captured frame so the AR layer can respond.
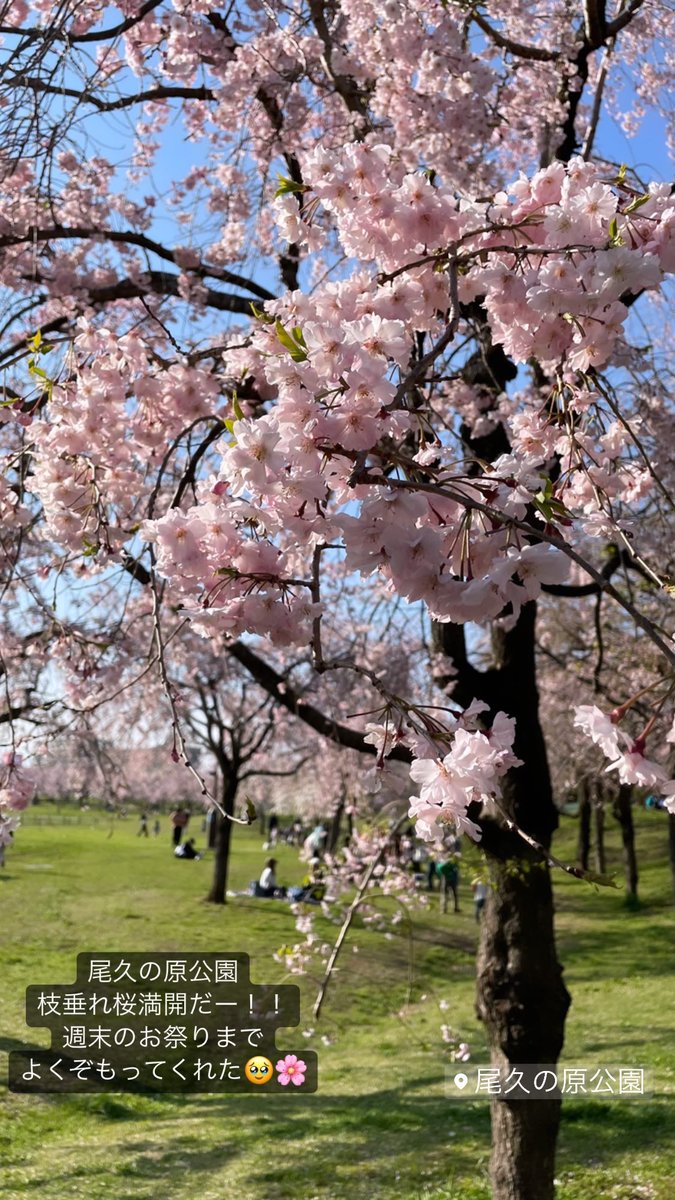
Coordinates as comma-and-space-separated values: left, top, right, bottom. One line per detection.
408, 713, 521, 841
0, 0, 673, 872
144, 153, 673, 657
574, 705, 675, 812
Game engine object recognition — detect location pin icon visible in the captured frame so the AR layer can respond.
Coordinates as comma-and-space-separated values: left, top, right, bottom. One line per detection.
454, 1073, 468, 1090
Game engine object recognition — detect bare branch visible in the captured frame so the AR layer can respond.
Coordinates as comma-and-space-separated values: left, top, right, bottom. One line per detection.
470, 8, 560, 62
0, 0, 165, 44
15, 77, 216, 114
0, 225, 275, 302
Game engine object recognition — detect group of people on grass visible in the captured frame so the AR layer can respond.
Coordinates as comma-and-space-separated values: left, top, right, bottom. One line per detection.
394, 834, 487, 921
137, 812, 161, 837
254, 855, 326, 904
255, 832, 488, 920
154, 804, 488, 918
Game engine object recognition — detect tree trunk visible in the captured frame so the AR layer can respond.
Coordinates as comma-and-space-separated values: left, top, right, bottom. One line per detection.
477, 861, 569, 1200
594, 785, 606, 876
669, 812, 675, 901
612, 784, 638, 899
205, 776, 238, 904
437, 603, 571, 1200
577, 777, 591, 870
327, 795, 345, 853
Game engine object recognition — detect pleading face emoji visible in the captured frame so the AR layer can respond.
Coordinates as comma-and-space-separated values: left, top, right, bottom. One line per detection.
244, 1055, 274, 1085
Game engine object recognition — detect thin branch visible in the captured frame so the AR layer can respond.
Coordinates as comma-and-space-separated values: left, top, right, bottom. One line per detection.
313, 811, 410, 1020
582, 41, 614, 158
148, 559, 251, 827
0, 0, 164, 44
240, 754, 315, 781
388, 254, 460, 410
487, 794, 618, 886
15, 77, 216, 114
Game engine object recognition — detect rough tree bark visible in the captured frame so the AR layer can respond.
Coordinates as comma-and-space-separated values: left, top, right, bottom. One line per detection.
435, 604, 571, 1200
612, 784, 638, 900
429, 303, 570, 1198
206, 772, 239, 905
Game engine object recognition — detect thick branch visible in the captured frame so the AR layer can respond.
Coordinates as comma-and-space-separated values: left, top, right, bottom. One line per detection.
226, 641, 412, 763
471, 8, 560, 62
307, 0, 372, 124
431, 621, 487, 708
583, 0, 607, 47
606, 0, 646, 37
118, 552, 411, 761
0, 225, 275, 302
82, 272, 257, 314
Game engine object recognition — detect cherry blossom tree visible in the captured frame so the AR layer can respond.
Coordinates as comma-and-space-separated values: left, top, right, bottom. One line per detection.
163, 628, 321, 902
0, 3, 674, 1197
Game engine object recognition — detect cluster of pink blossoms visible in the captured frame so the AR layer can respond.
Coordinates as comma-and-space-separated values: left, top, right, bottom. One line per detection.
364, 704, 520, 841
28, 324, 225, 556
408, 714, 521, 841
573, 706, 675, 811
144, 155, 674, 646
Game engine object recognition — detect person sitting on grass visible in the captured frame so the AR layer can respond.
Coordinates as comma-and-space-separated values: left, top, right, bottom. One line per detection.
286, 858, 327, 904
300, 857, 326, 902
175, 837, 201, 861
258, 857, 286, 898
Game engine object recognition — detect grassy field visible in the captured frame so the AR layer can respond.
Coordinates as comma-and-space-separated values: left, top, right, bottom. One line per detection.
0, 805, 673, 1200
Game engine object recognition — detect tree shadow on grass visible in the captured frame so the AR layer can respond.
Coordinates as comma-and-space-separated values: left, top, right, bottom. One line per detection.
558, 1098, 673, 1169
7, 1078, 491, 1200
557, 922, 675, 981
580, 1031, 675, 1054
5, 1077, 674, 1200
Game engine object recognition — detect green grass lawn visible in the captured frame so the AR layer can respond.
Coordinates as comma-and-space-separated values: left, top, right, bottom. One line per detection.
0, 805, 673, 1200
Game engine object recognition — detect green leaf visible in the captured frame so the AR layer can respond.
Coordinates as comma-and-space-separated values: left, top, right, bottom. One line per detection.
232, 394, 244, 421
274, 174, 307, 198
533, 495, 554, 522
623, 192, 649, 215
250, 302, 274, 324
275, 319, 307, 362
244, 796, 257, 824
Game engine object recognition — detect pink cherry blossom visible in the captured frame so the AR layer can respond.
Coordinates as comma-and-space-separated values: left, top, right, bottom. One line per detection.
276, 1054, 307, 1087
